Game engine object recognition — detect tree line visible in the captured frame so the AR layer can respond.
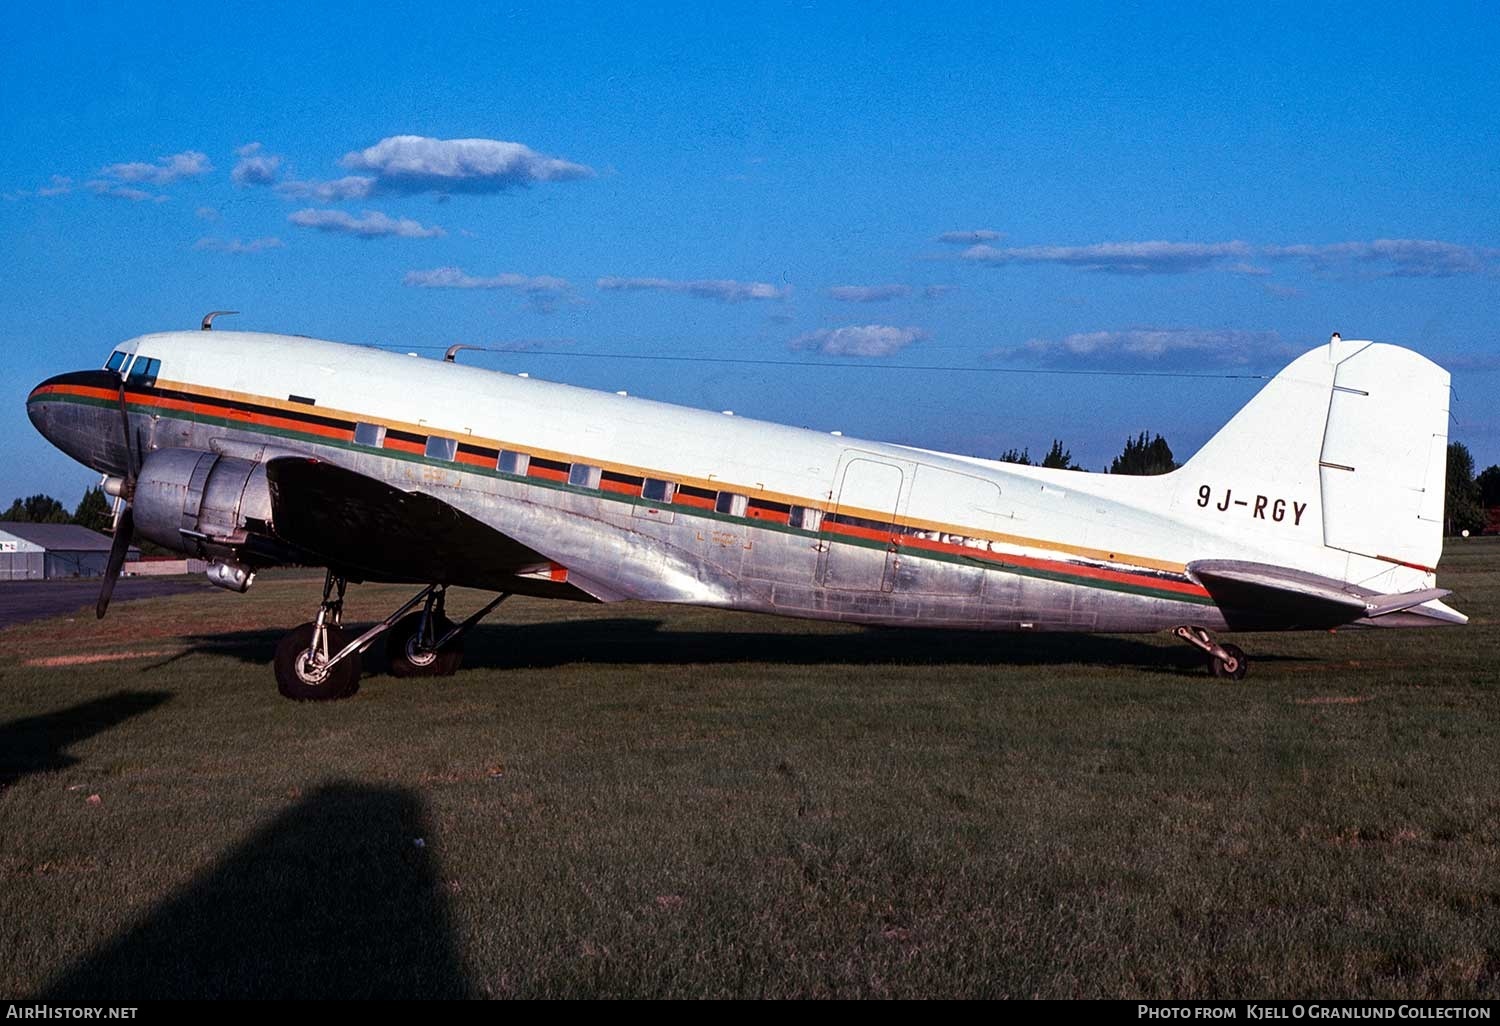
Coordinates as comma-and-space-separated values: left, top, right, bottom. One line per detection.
1000, 432, 1179, 476
1, 487, 114, 532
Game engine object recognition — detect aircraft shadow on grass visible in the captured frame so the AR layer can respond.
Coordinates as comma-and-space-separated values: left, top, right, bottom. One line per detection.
40, 782, 472, 1000
0, 691, 172, 788
165, 617, 1314, 677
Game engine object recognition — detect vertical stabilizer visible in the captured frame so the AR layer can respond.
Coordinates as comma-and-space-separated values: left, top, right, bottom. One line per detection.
1177, 339, 1450, 575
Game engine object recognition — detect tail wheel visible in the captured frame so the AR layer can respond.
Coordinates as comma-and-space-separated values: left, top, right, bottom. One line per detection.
1210, 643, 1249, 681
275, 622, 361, 700
386, 611, 463, 678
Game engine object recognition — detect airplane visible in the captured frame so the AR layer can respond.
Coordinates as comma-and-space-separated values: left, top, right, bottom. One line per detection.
26, 316, 1466, 700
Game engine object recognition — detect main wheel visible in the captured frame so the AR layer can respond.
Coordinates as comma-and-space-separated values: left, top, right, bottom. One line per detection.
275, 622, 361, 700
1210, 643, 1249, 681
386, 611, 464, 678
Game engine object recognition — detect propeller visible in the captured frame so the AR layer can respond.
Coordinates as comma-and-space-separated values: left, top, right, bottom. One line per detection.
97, 377, 141, 619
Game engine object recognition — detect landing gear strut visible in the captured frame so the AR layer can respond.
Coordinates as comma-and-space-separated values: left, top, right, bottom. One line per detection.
273, 572, 510, 701
1173, 625, 1250, 681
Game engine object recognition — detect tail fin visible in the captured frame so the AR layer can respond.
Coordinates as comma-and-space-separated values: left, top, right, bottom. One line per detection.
1177, 337, 1450, 572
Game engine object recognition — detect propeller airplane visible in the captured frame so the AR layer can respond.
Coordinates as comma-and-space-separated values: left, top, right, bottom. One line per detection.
26, 318, 1465, 700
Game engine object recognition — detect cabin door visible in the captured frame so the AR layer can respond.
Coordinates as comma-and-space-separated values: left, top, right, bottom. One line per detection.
817, 454, 908, 592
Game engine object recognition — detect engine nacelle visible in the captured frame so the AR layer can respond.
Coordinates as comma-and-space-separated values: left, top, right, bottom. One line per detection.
132, 448, 274, 557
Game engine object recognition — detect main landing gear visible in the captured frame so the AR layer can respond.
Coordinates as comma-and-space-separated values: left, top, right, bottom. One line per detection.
1173, 625, 1250, 681
273, 571, 510, 701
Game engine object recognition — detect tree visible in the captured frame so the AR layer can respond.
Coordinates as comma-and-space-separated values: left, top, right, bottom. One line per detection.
1041, 439, 1080, 470
1109, 432, 1177, 476
0, 494, 70, 523
72, 486, 114, 533
1478, 464, 1500, 508
1445, 442, 1486, 536
999, 447, 1032, 466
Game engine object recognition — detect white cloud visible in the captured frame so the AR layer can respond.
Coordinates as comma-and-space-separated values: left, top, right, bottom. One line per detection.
195, 206, 220, 221
194, 236, 284, 254
85, 180, 168, 203
287, 208, 444, 239
100, 150, 211, 186
231, 142, 283, 186
936, 229, 1002, 244
1264, 239, 1491, 278
403, 267, 571, 293
597, 276, 788, 302
790, 324, 927, 357
1005, 328, 1286, 365
405, 267, 574, 313
963, 240, 1253, 275
955, 236, 1497, 279
827, 284, 912, 303
339, 135, 593, 194
276, 176, 376, 202
37, 175, 73, 197
923, 284, 959, 299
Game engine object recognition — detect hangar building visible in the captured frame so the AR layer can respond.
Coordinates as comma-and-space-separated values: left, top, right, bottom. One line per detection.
0, 524, 138, 581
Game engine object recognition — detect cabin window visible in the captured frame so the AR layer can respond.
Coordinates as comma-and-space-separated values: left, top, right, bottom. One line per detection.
788, 505, 823, 531
354, 422, 386, 447
715, 491, 748, 516
641, 478, 676, 503
568, 463, 601, 488
105, 351, 128, 374
424, 436, 458, 462
126, 356, 161, 387
497, 450, 530, 476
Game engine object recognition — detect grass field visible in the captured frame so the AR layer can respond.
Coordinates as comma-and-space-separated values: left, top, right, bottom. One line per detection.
2, 541, 1498, 999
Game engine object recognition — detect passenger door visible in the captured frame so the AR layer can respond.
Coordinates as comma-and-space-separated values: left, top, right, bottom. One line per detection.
816, 452, 910, 592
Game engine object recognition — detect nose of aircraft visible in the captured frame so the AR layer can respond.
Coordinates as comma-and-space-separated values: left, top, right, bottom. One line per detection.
26, 369, 132, 476
26, 372, 68, 436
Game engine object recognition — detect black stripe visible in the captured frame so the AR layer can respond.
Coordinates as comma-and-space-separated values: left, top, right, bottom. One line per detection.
602, 470, 644, 487
458, 442, 500, 461
749, 498, 792, 516
530, 456, 569, 473
678, 484, 716, 501
144, 381, 355, 433
827, 512, 889, 532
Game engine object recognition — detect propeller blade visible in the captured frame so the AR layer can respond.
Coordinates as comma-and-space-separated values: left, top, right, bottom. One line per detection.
96, 506, 135, 620
116, 380, 139, 487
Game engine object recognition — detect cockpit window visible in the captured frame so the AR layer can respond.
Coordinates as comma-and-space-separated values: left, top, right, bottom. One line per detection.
126, 356, 161, 387
105, 351, 128, 374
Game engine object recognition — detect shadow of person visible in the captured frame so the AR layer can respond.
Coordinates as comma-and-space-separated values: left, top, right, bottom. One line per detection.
40, 783, 472, 999
0, 691, 171, 788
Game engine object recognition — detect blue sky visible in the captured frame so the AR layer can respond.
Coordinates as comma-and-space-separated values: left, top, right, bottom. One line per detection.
4, 1, 1497, 505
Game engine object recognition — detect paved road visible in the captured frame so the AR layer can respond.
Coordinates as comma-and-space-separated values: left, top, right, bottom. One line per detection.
0, 578, 205, 629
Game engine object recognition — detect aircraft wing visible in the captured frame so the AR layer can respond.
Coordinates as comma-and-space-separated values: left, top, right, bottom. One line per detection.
1187, 560, 1463, 630
263, 456, 597, 600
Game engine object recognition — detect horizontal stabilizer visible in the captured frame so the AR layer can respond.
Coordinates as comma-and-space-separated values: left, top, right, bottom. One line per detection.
1362, 588, 1452, 618
1187, 560, 1461, 630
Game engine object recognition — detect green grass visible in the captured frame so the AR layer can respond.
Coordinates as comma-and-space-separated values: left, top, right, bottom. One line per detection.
2, 541, 1498, 998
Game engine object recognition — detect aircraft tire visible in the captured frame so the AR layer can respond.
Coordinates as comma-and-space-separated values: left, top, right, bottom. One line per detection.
387, 612, 464, 678
275, 622, 361, 700
1211, 643, 1249, 681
